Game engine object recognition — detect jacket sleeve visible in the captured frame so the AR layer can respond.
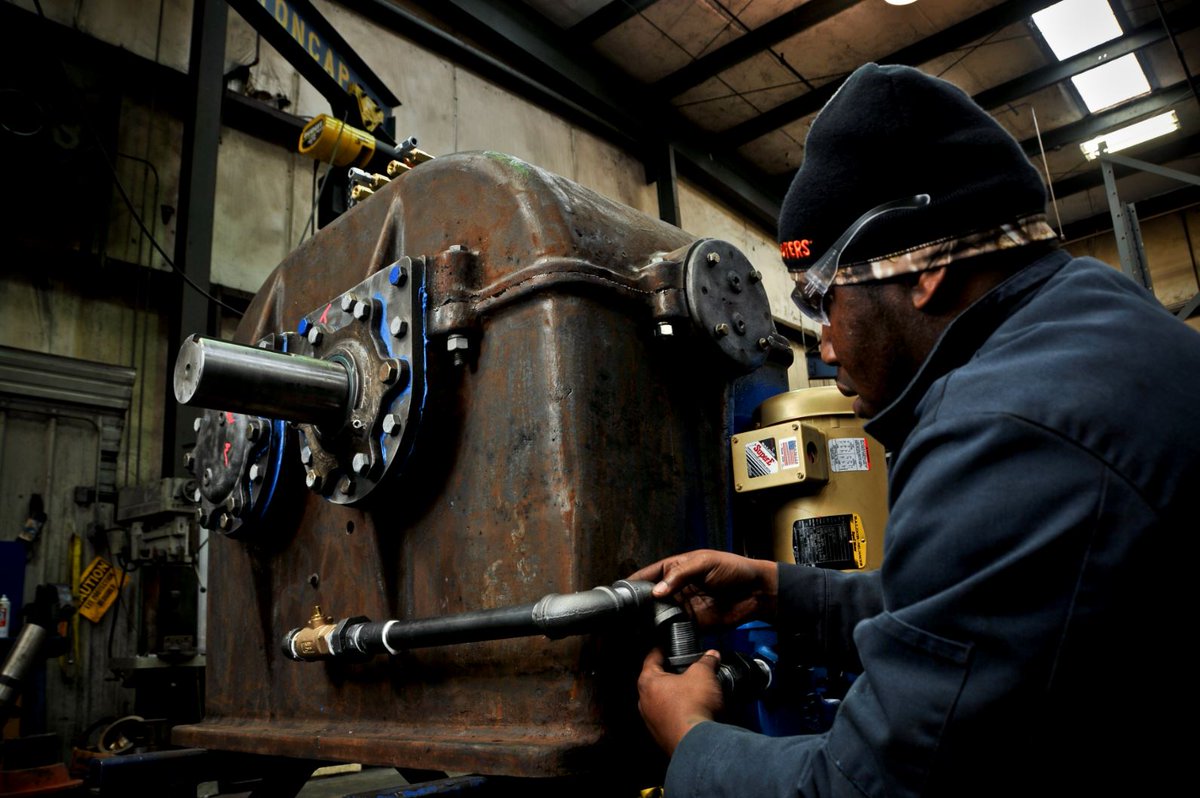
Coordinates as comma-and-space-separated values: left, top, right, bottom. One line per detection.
776, 564, 882, 672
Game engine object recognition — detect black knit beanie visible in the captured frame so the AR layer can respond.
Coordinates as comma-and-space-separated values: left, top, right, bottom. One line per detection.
778, 63, 1047, 273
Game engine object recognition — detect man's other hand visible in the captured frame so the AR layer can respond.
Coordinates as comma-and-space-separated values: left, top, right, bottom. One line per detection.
629, 549, 778, 629
637, 647, 724, 756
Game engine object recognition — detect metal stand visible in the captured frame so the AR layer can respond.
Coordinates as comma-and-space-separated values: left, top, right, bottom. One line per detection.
1098, 148, 1200, 316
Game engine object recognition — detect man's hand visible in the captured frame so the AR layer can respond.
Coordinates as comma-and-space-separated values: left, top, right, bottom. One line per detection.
629, 549, 778, 629
637, 647, 724, 756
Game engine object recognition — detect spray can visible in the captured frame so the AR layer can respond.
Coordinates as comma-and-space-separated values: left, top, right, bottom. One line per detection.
0, 594, 10, 639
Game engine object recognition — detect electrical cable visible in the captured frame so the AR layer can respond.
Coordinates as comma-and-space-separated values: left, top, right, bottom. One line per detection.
31, 1, 243, 317
1030, 105, 1065, 238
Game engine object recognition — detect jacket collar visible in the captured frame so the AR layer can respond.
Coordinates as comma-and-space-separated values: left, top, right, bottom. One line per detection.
864, 248, 1072, 451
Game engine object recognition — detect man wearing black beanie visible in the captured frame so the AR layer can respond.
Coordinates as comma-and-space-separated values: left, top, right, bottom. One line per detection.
632, 63, 1199, 795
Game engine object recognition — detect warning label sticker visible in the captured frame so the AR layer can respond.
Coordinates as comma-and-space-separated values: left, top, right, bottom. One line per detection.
778, 437, 800, 470
828, 438, 871, 472
77, 556, 129, 623
746, 438, 779, 478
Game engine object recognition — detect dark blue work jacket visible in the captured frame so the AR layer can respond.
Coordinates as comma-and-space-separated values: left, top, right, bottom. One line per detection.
667, 249, 1200, 796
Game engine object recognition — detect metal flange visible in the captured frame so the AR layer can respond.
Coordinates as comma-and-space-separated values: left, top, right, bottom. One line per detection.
683, 238, 775, 372
187, 334, 298, 537
292, 256, 425, 505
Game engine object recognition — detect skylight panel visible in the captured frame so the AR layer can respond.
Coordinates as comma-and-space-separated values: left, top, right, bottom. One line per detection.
1070, 54, 1151, 112
1032, 0, 1123, 60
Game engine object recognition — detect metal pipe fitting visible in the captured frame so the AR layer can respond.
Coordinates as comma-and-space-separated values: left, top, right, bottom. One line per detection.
283, 580, 656, 662
174, 335, 352, 425
0, 623, 47, 718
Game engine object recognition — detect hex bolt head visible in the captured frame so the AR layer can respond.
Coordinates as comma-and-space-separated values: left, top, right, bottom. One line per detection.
757, 337, 770, 350
203, 467, 213, 486
193, 417, 203, 433
300, 445, 313, 465
389, 264, 408, 286
447, 334, 470, 367
449, 244, 468, 253
307, 326, 324, 346
714, 323, 731, 337
218, 512, 232, 530
389, 317, 409, 338
352, 300, 371, 321
340, 294, 356, 313
352, 452, 371, 476
249, 463, 262, 483
247, 420, 263, 441
338, 475, 355, 495
727, 272, 743, 293
382, 413, 401, 435
305, 470, 323, 491
655, 321, 674, 337
379, 361, 399, 384
194, 507, 204, 523
225, 494, 241, 513
748, 269, 763, 283
706, 252, 721, 265
183, 451, 195, 472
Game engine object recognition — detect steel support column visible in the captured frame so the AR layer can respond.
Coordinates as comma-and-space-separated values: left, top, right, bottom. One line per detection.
1100, 154, 1154, 290
164, 0, 227, 477
655, 144, 680, 227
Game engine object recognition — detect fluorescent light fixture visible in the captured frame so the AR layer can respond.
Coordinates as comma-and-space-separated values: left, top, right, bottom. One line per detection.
1071, 54, 1151, 112
1080, 111, 1180, 160
1032, 0, 1122, 59
884, 0, 919, 5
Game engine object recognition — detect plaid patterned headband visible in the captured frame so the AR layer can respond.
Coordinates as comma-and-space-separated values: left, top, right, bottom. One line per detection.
830, 214, 1059, 286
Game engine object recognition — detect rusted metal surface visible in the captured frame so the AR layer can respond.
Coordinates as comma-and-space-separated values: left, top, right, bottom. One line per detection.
172, 152, 750, 783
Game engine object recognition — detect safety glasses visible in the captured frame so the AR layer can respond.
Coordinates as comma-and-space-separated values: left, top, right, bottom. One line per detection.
790, 194, 931, 326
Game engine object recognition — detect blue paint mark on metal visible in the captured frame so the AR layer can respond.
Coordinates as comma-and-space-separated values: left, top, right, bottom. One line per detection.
246, 335, 290, 526
298, 318, 312, 336
416, 276, 430, 419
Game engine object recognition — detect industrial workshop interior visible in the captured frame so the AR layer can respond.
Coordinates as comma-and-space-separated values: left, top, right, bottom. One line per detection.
0, 0, 1197, 795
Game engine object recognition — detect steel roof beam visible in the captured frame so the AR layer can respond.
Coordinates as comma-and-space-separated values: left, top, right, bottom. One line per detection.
975, 4, 1200, 110
653, 0, 861, 99
719, 0, 1058, 148
570, 0, 658, 42
1048, 132, 1200, 199
1019, 81, 1194, 154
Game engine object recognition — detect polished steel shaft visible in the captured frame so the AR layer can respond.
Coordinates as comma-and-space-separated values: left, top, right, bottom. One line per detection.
174, 335, 352, 424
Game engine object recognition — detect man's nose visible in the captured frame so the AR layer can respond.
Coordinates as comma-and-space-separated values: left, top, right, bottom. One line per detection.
819, 327, 838, 365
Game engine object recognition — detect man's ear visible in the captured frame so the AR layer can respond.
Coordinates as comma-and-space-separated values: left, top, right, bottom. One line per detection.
910, 267, 949, 311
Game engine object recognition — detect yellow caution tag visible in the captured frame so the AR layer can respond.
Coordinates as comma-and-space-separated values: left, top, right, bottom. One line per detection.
77, 556, 128, 623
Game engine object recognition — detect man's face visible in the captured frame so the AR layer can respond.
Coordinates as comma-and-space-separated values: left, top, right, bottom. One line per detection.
818, 282, 921, 419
